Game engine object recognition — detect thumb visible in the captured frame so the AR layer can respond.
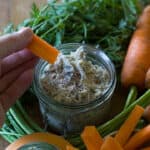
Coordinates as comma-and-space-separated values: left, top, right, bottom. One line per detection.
0, 27, 33, 59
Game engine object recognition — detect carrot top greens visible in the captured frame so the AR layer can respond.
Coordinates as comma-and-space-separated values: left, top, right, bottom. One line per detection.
4, 0, 147, 68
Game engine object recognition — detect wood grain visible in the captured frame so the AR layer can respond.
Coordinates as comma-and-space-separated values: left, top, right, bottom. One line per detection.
0, 0, 10, 31
0, 0, 47, 31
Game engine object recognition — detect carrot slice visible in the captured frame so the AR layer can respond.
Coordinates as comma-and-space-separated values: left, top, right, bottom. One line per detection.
100, 136, 123, 150
124, 125, 150, 150
81, 126, 103, 150
114, 105, 144, 146
27, 34, 59, 64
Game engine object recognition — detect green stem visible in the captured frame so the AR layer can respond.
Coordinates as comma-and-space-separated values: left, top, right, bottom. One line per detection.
6, 111, 25, 135
0, 133, 14, 143
0, 126, 18, 143
40, 14, 70, 39
0, 131, 22, 137
124, 86, 138, 109
16, 101, 44, 132
9, 106, 34, 134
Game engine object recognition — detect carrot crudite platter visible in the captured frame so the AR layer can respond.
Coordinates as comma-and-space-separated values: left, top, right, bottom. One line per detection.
1, 0, 150, 149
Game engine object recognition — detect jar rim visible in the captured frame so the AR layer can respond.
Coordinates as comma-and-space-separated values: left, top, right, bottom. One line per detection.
33, 43, 117, 108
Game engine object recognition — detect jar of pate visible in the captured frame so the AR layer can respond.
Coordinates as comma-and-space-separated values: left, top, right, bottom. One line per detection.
33, 43, 116, 135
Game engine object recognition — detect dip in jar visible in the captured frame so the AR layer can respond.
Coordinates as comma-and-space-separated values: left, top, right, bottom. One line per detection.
40, 46, 110, 105
33, 43, 116, 135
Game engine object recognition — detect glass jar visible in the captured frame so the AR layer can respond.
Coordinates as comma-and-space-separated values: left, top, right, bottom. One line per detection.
33, 43, 116, 135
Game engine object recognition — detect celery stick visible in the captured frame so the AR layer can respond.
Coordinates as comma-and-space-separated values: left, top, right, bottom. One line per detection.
124, 86, 138, 109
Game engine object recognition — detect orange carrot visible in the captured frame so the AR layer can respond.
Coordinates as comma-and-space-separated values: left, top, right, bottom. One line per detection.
143, 105, 150, 122
66, 145, 79, 150
115, 105, 144, 146
27, 34, 59, 64
136, 6, 150, 28
142, 147, 150, 150
124, 125, 150, 150
121, 5, 150, 89
145, 68, 150, 88
81, 126, 103, 150
100, 136, 123, 150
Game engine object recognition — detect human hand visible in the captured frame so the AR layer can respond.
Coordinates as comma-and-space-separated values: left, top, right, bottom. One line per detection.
0, 28, 38, 125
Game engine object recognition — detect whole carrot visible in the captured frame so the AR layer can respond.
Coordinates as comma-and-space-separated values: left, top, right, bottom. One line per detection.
121, 5, 150, 89
145, 68, 150, 88
142, 147, 150, 150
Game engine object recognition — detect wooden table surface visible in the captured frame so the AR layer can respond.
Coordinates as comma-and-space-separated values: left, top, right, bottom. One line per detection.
0, 0, 47, 31
0, 0, 46, 149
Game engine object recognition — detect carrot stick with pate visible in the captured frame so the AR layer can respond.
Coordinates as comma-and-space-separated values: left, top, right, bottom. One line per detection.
27, 34, 59, 64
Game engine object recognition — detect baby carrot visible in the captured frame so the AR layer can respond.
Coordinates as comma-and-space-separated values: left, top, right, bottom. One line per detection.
121, 5, 150, 89
81, 126, 103, 150
114, 105, 144, 146
27, 34, 59, 64
100, 136, 123, 150
124, 125, 150, 150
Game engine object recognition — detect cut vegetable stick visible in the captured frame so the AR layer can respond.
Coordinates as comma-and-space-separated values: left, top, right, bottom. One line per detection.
115, 105, 144, 146
27, 34, 59, 64
81, 126, 103, 150
124, 125, 150, 150
66, 145, 79, 150
100, 136, 123, 150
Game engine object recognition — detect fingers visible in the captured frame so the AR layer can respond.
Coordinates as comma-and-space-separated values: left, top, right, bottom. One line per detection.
0, 68, 35, 112
0, 27, 33, 59
1, 49, 37, 76
0, 58, 38, 93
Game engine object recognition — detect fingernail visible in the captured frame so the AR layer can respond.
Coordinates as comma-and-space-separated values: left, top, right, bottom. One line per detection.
17, 27, 34, 42
18, 27, 31, 32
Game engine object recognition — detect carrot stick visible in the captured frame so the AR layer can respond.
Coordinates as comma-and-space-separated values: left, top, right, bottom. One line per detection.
124, 125, 150, 150
81, 126, 103, 150
27, 34, 59, 64
121, 5, 150, 89
100, 136, 123, 150
66, 145, 79, 150
114, 105, 144, 146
